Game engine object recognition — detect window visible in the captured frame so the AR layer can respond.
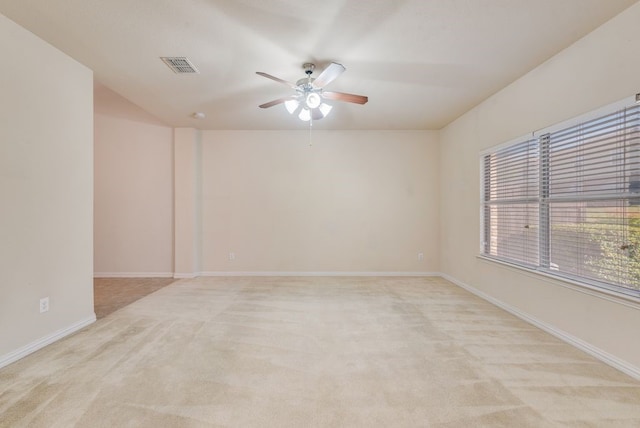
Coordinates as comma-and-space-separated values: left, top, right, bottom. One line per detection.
482, 138, 539, 267
481, 99, 640, 297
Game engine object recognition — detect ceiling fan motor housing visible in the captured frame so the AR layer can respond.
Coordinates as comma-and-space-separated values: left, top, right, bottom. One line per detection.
296, 77, 316, 91
303, 62, 315, 75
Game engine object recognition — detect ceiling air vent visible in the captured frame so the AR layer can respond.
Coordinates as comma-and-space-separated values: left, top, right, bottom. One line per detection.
160, 57, 199, 74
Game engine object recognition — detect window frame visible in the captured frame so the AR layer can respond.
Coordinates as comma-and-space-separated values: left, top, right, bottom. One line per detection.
480, 96, 640, 300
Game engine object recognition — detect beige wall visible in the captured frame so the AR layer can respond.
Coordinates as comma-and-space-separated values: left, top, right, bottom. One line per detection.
199, 130, 439, 273
94, 125, 439, 276
93, 87, 173, 276
0, 14, 94, 363
439, 2, 640, 372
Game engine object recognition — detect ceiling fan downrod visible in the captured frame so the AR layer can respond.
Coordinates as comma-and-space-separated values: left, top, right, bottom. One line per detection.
303, 62, 315, 76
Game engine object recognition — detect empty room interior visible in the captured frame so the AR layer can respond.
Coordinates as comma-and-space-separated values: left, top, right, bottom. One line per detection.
2, 1, 640, 426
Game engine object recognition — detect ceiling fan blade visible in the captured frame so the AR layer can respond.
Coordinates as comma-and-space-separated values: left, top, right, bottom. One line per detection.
256, 72, 297, 89
312, 62, 346, 88
259, 96, 297, 109
322, 91, 368, 105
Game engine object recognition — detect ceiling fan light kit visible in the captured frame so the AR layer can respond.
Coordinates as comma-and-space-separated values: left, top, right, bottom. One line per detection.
256, 62, 368, 124
306, 92, 321, 109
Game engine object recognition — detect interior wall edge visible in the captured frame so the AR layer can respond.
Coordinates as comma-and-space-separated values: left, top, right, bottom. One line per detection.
440, 273, 640, 381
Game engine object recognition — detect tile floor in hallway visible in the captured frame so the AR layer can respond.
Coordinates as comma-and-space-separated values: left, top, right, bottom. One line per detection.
93, 277, 175, 318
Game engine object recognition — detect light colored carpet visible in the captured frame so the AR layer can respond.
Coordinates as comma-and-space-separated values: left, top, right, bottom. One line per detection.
1, 276, 639, 427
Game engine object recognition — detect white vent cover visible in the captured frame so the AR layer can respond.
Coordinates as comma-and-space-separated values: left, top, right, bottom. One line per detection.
160, 57, 199, 74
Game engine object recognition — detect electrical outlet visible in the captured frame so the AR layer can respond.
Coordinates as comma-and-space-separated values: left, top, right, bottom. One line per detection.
39, 297, 49, 313
418, 252, 424, 261
229, 252, 235, 261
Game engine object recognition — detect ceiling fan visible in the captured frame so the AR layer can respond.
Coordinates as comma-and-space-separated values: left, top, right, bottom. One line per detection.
256, 62, 368, 122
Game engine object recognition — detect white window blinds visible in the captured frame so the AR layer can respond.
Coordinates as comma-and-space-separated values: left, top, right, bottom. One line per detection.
482, 138, 539, 267
481, 101, 640, 297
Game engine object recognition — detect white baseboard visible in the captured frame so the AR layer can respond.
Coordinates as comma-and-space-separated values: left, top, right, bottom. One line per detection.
0, 315, 96, 370
440, 273, 640, 381
94, 272, 174, 278
198, 271, 440, 277
124, 271, 440, 279
173, 273, 199, 279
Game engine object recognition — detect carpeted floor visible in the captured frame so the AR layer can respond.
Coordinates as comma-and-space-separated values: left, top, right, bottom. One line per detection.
1, 276, 639, 427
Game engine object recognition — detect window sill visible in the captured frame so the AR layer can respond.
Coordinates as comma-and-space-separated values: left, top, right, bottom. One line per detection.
476, 254, 640, 309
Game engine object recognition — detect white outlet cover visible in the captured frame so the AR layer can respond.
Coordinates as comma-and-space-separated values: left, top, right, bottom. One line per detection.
39, 297, 49, 313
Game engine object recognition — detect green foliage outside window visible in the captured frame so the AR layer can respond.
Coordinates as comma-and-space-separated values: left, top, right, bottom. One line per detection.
585, 216, 640, 290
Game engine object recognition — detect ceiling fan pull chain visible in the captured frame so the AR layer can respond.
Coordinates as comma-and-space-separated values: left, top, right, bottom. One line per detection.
309, 114, 313, 147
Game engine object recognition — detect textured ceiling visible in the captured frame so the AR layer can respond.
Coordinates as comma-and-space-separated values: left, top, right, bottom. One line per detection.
1, 0, 637, 130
